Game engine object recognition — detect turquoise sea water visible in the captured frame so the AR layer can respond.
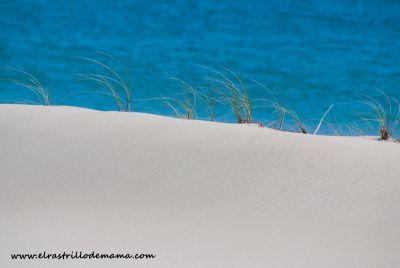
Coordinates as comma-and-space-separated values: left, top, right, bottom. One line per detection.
0, 0, 399, 133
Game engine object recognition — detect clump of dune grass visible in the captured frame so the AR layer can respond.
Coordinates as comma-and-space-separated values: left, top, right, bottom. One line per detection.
158, 77, 199, 120
76, 55, 132, 112
207, 68, 252, 124
275, 103, 307, 134
254, 81, 335, 135
252, 82, 307, 133
160, 97, 195, 119
158, 74, 224, 121
2, 68, 51, 106
357, 91, 400, 140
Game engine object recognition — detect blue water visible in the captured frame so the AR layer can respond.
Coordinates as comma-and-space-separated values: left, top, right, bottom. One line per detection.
1, 0, 400, 133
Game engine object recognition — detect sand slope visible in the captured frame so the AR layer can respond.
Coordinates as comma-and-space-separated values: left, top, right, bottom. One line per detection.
1, 104, 399, 267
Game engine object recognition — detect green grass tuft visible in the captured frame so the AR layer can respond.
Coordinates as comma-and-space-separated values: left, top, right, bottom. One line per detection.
357, 91, 400, 140
76, 55, 132, 112
2, 68, 51, 106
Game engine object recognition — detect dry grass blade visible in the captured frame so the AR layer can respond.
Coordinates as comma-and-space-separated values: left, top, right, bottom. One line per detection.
313, 104, 334, 135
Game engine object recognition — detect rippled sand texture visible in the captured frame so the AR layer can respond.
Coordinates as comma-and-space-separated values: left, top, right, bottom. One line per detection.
1, 104, 399, 267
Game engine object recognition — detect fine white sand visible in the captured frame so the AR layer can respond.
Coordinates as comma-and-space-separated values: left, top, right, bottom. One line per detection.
1, 104, 399, 268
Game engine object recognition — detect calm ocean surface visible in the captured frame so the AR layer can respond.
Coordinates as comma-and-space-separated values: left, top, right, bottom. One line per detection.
1, 0, 399, 133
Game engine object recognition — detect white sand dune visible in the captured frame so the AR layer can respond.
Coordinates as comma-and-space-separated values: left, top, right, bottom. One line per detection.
1, 104, 399, 267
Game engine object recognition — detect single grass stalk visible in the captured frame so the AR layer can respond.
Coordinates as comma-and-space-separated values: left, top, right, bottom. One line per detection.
2, 68, 51, 105
77, 56, 132, 112
313, 104, 334, 135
